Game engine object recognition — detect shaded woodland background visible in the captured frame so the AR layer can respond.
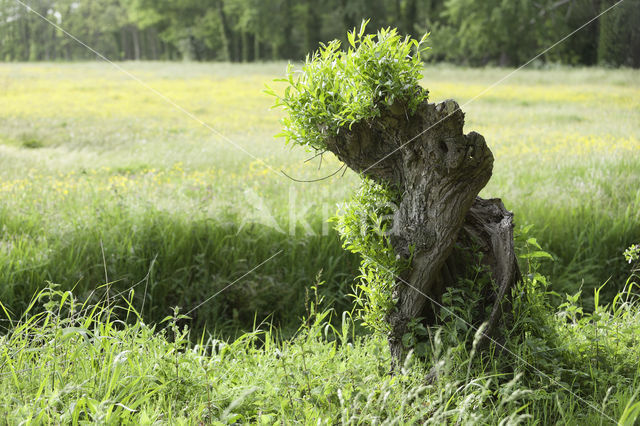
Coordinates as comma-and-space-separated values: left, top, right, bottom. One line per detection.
1, 0, 639, 67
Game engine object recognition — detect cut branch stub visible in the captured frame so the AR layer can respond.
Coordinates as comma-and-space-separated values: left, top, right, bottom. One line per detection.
324, 94, 520, 366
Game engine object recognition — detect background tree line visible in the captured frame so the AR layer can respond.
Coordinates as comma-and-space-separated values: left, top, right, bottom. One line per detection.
0, 0, 638, 67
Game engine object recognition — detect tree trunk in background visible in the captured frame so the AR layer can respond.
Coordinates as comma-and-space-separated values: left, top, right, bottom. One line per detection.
323, 96, 521, 366
280, 0, 296, 60
247, 32, 255, 62
120, 27, 128, 59
402, 0, 418, 37
241, 32, 249, 62
46, 25, 55, 60
132, 26, 141, 60
140, 29, 148, 60
217, 0, 233, 61
254, 36, 260, 61
22, 16, 30, 61
232, 32, 241, 62
305, 0, 322, 54
149, 28, 159, 60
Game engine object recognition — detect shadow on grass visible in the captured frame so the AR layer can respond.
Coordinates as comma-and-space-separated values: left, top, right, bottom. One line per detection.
0, 209, 359, 338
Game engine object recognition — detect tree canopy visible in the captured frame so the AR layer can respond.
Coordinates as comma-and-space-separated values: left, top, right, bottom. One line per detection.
0, 0, 638, 67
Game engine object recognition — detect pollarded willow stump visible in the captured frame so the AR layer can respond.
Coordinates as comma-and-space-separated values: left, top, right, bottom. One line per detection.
325, 96, 521, 366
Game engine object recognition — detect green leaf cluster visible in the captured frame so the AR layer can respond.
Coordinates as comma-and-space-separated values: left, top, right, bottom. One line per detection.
624, 243, 639, 264
331, 178, 405, 334
269, 22, 429, 151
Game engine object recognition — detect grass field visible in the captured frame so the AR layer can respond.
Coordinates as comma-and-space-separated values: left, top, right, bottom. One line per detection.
0, 62, 639, 423
1, 62, 638, 328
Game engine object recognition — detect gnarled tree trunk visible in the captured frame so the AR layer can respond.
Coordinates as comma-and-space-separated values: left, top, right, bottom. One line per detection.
325, 96, 521, 366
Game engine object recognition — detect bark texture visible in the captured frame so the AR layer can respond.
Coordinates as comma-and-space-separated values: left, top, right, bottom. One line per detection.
325, 95, 521, 366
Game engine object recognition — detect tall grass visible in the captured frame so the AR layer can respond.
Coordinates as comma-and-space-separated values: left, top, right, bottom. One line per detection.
0, 265, 639, 423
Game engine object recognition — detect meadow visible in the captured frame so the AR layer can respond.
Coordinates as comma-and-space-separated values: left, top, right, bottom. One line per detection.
0, 62, 639, 423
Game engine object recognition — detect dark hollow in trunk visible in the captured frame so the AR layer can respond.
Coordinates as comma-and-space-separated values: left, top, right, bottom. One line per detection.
324, 95, 521, 366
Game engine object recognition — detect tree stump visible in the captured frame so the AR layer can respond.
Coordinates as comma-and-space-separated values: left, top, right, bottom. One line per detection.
325, 95, 521, 366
